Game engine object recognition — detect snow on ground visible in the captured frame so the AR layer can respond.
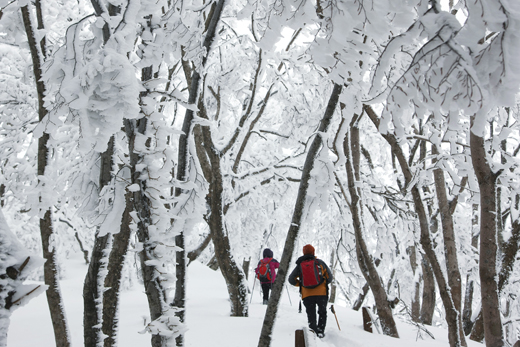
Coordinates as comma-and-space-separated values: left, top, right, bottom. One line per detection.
8, 254, 482, 346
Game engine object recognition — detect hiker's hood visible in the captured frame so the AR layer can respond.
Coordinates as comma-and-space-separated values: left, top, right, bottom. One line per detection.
295, 254, 316, 265
263, 248, 273, 258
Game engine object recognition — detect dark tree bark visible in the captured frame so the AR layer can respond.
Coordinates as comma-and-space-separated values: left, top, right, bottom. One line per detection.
21, 4, 70, 347
462, 279, 475, 336
408, 245, 421, 322
418, 132, 436, 325
351, 258, 382, 311
469, 312, 484, 342
187, 233, 212, 265
365, 104, 464, 347
198, 121, 249, 317
207, 255, 220, 271
82, 3, 135, 346
243, 257, 251, 281
470, 122, 504, 347
328, 249, 336, 304
432, 145, 465, 345
129, 108, 169, 346
352, 283, 370, 311
101, 189, 132, 347
83, 137, 114, 347
0, 185, 5, 207
470, 196, 520, 342
344, 113, 399, 337
420, 255, 436, 325
463, 204, 479, 336
125, 65, 173, 347
498, 194, 520, 296
432, 145, 463, 312
349, 115, 398, 329
173, 1, 226, 345
83, 233, 110, 347
257, 83, 342, 347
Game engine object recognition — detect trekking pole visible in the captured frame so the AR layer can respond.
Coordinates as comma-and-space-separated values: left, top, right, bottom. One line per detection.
285, 285, 292, 306
298, 300, 302, 313
330, 305, 341, 331
250, 277, 256, 304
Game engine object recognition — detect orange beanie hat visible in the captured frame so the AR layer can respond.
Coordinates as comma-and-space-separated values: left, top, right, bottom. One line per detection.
303, 244, 315, 255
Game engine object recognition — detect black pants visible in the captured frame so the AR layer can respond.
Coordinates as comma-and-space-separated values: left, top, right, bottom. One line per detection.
261, 283, 272, 301
303, 296, 328, 332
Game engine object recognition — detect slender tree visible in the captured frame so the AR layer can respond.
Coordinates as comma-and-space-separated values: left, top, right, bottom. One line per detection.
21, 3, 71, 346
343, 113, 399, 337
365, 105, 465, 347
470, 118, 504, 347
173, 0, 227, 344
257, 82, 342, 347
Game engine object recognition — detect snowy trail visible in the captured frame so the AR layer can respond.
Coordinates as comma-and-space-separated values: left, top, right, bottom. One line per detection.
8, 256, 482, 346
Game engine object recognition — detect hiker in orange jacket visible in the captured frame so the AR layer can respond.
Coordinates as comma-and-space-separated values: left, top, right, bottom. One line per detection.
288, 244, 333, 338
255, 248, 280, 304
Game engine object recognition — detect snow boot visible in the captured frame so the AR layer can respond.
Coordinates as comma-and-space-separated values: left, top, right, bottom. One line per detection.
263, 299, 268, 305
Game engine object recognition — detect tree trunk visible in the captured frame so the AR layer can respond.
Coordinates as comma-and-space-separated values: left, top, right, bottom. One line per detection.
124, 65, 172, 347
243, 257, 251, 281
84, 233, 111, 347
82, 3, 130, 346
498, 194, 520, 294
100, 171, 133, 347
345, 113, 399, 337
412, 173, 463, 347
463, 204, 479, 336
418, 122, 436, 326
199, 123, 249, 316
462, 279, 475, 336
470, 123, 504, 347
257, 83, 342, 347
420, 255, 436, 325
328, 249, 336, 304
173, 1, 226, 344
187, 233, 212, 265
21, 4, 70, 346
41, 210, 71, 347
83, 137, 115, 347
207, 254, 220, 270
408, 245, 421, 322
470, 196, 520, 342
351, 258, 382, 311
432, 145, 465, 345
352, 283, 370, 311
365, 104, 463, 347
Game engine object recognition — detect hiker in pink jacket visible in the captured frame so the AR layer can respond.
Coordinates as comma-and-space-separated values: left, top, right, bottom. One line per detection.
255, 248, 280, 304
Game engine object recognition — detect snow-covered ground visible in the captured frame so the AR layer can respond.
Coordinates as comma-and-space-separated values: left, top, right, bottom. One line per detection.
8, 254, 482, 346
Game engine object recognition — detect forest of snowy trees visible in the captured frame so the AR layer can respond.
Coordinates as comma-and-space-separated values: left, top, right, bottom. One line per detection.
1, 0, 520, 346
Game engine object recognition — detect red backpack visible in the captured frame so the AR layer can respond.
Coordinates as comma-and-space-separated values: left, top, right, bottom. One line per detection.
257, 258, 273, 282
299, 259, 324, 288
